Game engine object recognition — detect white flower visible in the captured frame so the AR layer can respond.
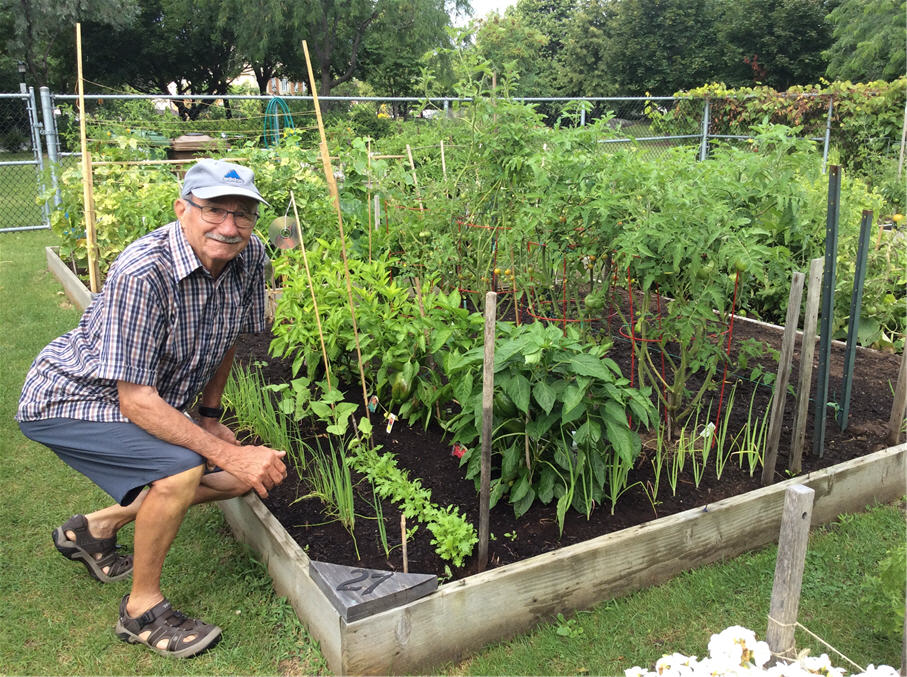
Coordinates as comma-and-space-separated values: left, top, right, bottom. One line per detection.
854, 665, 900, 677
625, 666, 657, 677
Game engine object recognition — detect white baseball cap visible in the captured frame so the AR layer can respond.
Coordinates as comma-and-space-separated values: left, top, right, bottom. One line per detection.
181, 158, 269, 205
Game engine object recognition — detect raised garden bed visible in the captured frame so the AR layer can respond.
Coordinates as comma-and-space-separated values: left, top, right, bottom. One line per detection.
46, 245, 907, 675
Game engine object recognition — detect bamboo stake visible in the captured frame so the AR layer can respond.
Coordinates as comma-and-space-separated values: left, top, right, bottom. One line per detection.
301, 40, 369, 417
888, 345, 907, 446
440, 140, 447, 181
478, 291, 497, 572
406, 144, 424, 211
290, 190, 332, 395
790, 257, 824, 473
762, 271, 805, 486
75, 23, 100, 293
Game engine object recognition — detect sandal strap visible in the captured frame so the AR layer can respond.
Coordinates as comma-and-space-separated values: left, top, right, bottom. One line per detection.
62, 515, 116, 556
96, 547, 133, 577
123, 597, 219, 653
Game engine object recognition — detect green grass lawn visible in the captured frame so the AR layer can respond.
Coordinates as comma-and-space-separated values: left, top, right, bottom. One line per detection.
1, 230, 903, 675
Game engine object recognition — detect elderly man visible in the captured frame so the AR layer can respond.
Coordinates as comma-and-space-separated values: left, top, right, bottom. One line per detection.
17, 159, 287, 658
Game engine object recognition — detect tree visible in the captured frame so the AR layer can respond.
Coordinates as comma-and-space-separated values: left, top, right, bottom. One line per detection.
558, 0, 619, 96
597, 0, 725, 96
0, 0, 138, 89
718, 0, 831, 90
473, 12, 549, 95
357, 0, 454, 108
824, 0, 906, 82
68, 0, 244, 117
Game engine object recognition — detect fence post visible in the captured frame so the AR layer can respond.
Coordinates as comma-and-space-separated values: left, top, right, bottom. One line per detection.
25, 86, 49, 225
580, 103, 586, 127
39, 86, 61, 207
813, 166, 841, 458
698, 98, 710, 161
766, 484, 815, 661
821, 97, 833, 174
838, 210, 873, 430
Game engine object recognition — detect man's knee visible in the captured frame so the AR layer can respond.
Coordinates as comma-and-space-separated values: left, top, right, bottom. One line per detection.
150, 464, 204, 498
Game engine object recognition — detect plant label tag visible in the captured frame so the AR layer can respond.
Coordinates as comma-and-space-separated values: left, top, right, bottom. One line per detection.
385, 413, 397, 433
368, 395, 379, 412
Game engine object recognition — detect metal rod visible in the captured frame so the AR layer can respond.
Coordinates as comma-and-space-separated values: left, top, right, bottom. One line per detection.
40, 86, 62, 207
699, 98, 710, 162
821, 98, 833, 174
813, 165, 841, 458
838, 210, 873, 430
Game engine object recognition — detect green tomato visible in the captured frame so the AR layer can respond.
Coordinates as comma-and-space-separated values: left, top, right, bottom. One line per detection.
584, 293, 605, 312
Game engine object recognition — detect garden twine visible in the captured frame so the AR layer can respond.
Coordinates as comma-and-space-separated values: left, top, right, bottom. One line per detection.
766, 615, 865, 672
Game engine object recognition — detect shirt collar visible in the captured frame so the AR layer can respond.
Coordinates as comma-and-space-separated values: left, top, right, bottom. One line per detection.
168, 221, 247, 281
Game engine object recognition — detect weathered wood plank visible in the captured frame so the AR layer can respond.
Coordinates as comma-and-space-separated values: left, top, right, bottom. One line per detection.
791, 258, 824, 473
339, 445, 906, 674
45, 246, 93, 311
889, 347, 907, 446
765, 485, 815, 659
762, 271, 805, 485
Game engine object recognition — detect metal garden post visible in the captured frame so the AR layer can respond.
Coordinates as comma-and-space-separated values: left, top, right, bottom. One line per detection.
838, 210, 873, 430
813, 165, 841, 458
25, 87, 49, 226
821, 98, 833, 174
580, 103, 586, 127
698, 98, 710, 162
40, 86, 61, 207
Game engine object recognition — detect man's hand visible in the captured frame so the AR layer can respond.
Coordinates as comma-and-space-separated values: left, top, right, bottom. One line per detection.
198, 417, 240, 446
218, 444, 288, 499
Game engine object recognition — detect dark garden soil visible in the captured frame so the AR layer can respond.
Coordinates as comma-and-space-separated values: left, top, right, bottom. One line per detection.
233, 317, 902, 583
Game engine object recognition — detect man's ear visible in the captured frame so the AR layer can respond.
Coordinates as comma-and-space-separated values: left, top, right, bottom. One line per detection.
173, 197, 187, 220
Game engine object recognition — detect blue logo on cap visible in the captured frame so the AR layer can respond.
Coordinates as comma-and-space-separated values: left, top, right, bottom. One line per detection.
223, 169, 243, 184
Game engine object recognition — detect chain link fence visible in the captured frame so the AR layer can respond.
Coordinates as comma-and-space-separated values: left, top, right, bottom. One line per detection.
0, 91, 47, 231
1, 89, 903, 233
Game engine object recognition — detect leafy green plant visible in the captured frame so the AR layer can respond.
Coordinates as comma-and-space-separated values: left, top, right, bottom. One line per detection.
444, 320, 654, 532
860, 542, 906, 639
348, 423, 478, 567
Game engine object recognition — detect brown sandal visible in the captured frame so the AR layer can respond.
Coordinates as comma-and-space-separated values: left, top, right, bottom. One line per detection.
115, 595, 222, 658
52, 514, 133, 583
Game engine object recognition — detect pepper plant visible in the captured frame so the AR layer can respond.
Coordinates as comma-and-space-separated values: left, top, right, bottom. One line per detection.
443, 321, 654, 533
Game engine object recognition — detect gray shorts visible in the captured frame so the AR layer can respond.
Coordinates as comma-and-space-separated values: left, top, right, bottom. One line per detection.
19, 418, 206, 506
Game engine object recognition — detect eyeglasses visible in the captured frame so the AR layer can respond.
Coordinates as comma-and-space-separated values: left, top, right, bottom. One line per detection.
185, 197, 258, 229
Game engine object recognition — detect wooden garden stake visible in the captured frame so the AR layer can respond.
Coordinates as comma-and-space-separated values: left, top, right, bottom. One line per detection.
766, 484, 815, 661
290, 190, 332, 394
478, 291, 497, 572
790, 257, 824, 473
406, 144, 424, 211
440, 140, 447, 181
75, 23, 100, 293
762, 271, 804, 486
888, 345, 907, 445
401, 514, 408, 574
302, 40, 370, 416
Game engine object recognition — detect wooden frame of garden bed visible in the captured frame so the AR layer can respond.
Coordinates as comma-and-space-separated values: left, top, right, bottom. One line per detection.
46, 245, 907, 675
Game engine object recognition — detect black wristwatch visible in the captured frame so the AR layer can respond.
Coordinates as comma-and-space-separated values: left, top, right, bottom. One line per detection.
198, 405, 224, 419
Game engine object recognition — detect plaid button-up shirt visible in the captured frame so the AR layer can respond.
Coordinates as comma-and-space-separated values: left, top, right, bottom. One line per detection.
17, 221, 266, 423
